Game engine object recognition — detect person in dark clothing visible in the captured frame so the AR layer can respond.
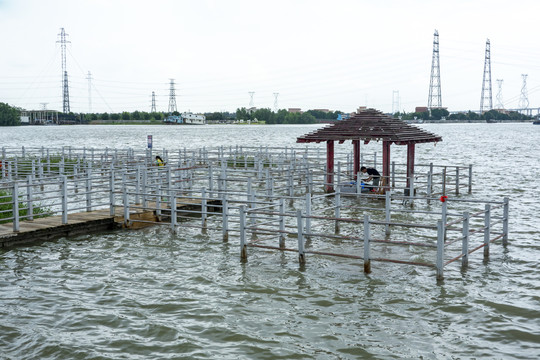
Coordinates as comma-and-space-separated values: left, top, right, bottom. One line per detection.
360, 166, 380, 192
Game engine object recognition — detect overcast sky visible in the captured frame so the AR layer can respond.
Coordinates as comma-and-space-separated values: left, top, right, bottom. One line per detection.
0, 0, 539, 114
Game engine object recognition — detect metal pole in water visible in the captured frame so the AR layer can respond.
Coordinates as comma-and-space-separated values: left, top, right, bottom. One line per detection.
296, 210, 305, 264
484, 204, 491, 258
385, 190, 391, 235
461, 211, 469, 267
364, 215, 371, 273
502, 197, 509, 246
455, 167, 460, 196
239, 205, 247, 260
436, 219, 444, 280
222, 198, 228, 242
201, 188, 207, 230
305, 193, 312, 239
427, 171, 432, 204
468, 164, 473, 194
334, 187, 341, 234
279, 198, 285, 248
170, 192, 177, 233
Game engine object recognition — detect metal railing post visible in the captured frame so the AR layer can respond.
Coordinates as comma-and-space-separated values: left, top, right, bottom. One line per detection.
385, 191, 391, 235
305, 193, 311, 239
239, 205, 247, 260
455, 167, 460, 195
27, 175, 34, 221
468, 164, 473, 194
502, 197, 509, 246
201, 188, 207, 230
222, 198, 228, 242
484, 204, 491, 258
61, 175, 68, 224
109, 170, 115, 216
279, 198, 285, 248
363, 215, 371, 273
296, 210, 305, 264
123, 175, 129, 227
86, 168, 92, 212
334, 187, 341, 234
426, 171, 432, 204
12, 182, 19, 232
462, 212, 469, 267
436, 219, 444, 280
170, 192, 177, 233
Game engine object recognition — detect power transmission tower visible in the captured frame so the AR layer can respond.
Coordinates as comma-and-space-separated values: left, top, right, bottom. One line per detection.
428, 30, 442, 110
151, 91, 156, 113
248, 91, 255, 107
57, 28, 71, 113
496, 79, 504, 109
86, 71, 92, 113
392, 90, 400, 115
168, 79, 177, 114
480, 39, 493, 113
519, 74, 529, 109
273, 92, 279, 112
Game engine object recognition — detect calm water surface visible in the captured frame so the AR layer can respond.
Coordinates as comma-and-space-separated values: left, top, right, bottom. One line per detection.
1, 124, 539, 359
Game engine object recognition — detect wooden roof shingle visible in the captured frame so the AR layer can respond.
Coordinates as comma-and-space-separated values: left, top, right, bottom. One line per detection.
297, 109, 442, 145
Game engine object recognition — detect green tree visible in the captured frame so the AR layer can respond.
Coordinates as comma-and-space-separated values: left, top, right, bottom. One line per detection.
110, 113, 121, 121
430, 108, 449, 120
121, 111, 131, 120
253, 108, 273, 123
101, 112, 109, 120
0, 102, 20, 126
236, 107, 250, 121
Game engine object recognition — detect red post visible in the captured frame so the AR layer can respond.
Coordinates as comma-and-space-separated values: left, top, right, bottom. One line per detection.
353, 140, 360, 180
326, 140, 334, 193
406, 143, 415, 188
382, 141, 391, 189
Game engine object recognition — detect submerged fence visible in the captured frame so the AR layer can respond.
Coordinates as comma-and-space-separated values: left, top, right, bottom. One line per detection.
0, 145, 507, 279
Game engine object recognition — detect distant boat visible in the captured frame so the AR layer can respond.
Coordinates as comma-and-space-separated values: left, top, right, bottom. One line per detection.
533, 120, 540, 125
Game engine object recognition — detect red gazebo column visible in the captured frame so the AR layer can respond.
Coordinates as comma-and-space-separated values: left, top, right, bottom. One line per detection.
382, 141, 391, 189
406, 143, 416, 190
353, 140, 360, 180
326, 140, 335, 193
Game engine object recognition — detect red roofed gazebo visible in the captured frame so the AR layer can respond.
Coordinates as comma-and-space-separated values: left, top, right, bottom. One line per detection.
297, 109, 442, 192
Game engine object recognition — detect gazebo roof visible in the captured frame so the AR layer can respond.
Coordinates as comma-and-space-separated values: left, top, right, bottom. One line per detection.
297, 109, 442, 145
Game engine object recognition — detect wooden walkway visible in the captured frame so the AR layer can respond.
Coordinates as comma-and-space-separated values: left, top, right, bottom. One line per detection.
0, 198, 222, 248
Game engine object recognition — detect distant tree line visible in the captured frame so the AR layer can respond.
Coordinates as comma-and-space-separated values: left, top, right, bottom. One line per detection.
234, 108, 343, 124
394, 108, 532, 121
0, 102, 21, 126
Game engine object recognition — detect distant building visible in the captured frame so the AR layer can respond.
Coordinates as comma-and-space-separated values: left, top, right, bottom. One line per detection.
288, 108, 302, 113
247, 107, 257, 114
181, 112, 206, 125
164, 112, 206, 125
313, 109, 330, 113
20, 110, 59, 125
357, 106, 367, 113
337, 113, 351, 121
415, 107, 429, 113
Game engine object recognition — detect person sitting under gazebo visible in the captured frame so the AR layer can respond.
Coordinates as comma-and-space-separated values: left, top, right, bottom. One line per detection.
360, 166, 380, 192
